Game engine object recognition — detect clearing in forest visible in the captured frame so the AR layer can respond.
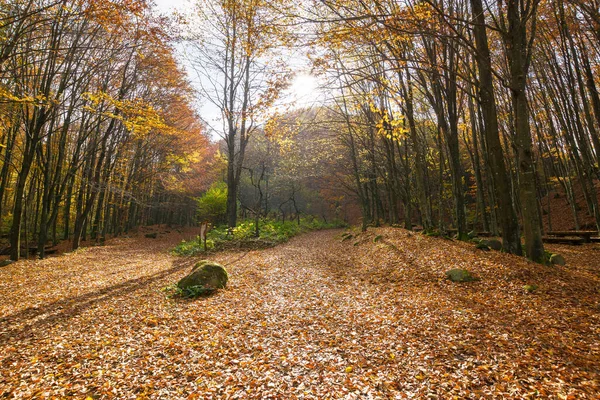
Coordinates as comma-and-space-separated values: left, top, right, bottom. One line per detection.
0, 228, 599, 398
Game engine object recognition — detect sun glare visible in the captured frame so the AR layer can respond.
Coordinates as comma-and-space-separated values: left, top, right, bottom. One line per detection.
289, 74, 319, 105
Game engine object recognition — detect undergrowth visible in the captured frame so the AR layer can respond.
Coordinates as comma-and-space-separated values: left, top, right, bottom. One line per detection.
162, 284, 216, 299
172, 217, 347, 256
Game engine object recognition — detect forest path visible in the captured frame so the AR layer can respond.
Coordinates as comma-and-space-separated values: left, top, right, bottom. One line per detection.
1, 228, 599, 398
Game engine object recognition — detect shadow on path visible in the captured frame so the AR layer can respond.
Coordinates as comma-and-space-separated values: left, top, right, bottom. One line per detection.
0, 258, 194, 343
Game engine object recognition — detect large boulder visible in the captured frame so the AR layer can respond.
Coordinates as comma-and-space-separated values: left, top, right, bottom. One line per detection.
445, 268, 477, 282
178, 261, 228, 290
549, 254, 566, 266
483, 239, 502, 251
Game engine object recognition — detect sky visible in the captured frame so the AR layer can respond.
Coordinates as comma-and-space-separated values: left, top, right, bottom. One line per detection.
151, 0, 323, 139
153, 0, 189, 13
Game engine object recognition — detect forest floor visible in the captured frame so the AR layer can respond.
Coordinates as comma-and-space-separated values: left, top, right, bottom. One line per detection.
0, 228, 599, 399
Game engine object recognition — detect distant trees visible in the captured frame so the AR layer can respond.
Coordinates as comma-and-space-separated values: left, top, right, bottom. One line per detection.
187, 0, 292, 229
0, 0, 216, 260
236, 109, 349, 227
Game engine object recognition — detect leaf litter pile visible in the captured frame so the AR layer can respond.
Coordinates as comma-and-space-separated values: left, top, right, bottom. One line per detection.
1, 228, 599, 398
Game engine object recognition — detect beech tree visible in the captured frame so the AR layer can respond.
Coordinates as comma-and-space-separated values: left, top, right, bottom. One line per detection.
0, 0, 216, 260
299, 0, 599, 262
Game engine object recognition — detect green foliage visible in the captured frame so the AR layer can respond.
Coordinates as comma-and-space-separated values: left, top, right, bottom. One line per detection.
456, 233, 470, 241
1, 212, 12, 234
162, 284, 216, 299
476, 243, 490, 251
340, 232, 353, 241
173, 217, 347, 256
373, 235, 383, 243
423, 229, 441, 237
197, 182, 228, 223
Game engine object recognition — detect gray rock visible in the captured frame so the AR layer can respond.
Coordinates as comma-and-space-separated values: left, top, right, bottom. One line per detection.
549, 254, 566, 266
445, 269, 477, 282
483, 239, 502, 251
178, 261, 228, 290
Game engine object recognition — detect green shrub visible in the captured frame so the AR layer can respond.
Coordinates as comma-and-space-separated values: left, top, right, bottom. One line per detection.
197, 182, 228, 223
172, 217, 347, 256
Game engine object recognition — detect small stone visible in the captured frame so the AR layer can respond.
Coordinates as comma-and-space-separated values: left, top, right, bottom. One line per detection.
445, 269, 477, 282
549, 254, 566, 266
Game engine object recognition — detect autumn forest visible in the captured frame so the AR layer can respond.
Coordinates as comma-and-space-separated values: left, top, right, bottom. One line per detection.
0, 0, 599, 398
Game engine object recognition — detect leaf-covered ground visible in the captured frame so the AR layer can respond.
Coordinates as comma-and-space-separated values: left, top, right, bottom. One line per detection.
1, 228, 599, 399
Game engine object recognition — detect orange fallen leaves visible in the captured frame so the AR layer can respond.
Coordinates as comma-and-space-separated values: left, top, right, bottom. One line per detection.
0, 228, 598, 398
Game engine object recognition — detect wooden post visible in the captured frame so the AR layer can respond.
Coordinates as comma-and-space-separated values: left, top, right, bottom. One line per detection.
200, 221, 209, 252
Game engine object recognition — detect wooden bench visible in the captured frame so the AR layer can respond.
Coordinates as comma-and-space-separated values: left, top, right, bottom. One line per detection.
547, 231, 598, 243
0, 246, 58, 256
542, 236, 585, 245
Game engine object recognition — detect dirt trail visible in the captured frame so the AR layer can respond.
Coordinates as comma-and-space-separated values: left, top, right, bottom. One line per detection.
0, 229, 599, 398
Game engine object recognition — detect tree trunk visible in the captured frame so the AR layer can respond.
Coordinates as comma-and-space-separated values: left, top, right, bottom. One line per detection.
470, 0, 522, 254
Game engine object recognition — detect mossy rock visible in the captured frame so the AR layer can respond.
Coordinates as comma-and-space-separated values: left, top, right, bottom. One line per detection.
445, 269, 477, 282
549, 254, 566, 266
483, 239, 502, 251
476, 242, 490, 251
0, 260, 14, 267
145, 232, 158, 239
191, 260, 211, 272
177, 261, 228, 290
524, 284, 538, 293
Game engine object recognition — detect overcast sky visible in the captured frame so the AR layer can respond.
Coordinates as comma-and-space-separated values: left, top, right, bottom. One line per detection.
153, 0, 190, 13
